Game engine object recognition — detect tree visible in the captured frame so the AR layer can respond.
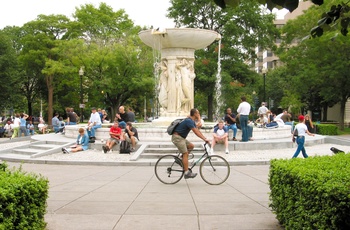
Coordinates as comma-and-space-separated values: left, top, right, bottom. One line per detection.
168, 0, 279, 119
70, 3, 155, 118
277, 0, 350, 129
20, 14, 72, 124
213, 0, 324, 13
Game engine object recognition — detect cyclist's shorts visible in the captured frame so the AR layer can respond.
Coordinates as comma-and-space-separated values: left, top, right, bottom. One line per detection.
172, 134, 191, 153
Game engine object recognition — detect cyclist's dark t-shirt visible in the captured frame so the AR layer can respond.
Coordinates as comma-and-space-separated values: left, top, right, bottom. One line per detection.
173, 118, 196, 138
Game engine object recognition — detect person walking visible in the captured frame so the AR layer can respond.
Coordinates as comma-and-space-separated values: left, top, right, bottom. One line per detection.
237, 96, 251, 142
171, 108, 210, 179
292, 115, 315, 158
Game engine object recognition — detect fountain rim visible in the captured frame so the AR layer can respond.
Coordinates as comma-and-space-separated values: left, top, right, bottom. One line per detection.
138, 28, 221, 50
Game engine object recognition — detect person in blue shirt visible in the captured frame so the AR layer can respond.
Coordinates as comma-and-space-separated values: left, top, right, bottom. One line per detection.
172, 108, 210, 179
19, 113, 29, 137
211, 120, 229, 154
62, 128, 89, 154
52, 113, 60, 133
27, 120, 35, 135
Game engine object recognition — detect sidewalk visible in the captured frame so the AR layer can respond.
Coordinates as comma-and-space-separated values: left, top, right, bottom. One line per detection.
3, 135, 350, 229
7, 162, 282, 230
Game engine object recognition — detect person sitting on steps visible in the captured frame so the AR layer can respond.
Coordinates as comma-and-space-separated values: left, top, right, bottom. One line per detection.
211, 120, 229, 154
102, 121, 122, 153
62, 128, 89, 154
87, 107, 102, 142
123, 122, 139, 152
224, 108, 238, 141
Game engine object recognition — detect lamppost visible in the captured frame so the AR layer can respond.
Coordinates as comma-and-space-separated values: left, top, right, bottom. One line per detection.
79, 67, 84, 123
261, 68, 267, 103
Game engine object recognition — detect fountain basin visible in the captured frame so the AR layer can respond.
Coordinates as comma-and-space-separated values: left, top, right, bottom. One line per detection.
64, 124, 292, 142
139, 28, 221, 50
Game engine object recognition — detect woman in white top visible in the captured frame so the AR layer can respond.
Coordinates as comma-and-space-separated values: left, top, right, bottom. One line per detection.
11, 114, 20, 139
292, 115, 315, 158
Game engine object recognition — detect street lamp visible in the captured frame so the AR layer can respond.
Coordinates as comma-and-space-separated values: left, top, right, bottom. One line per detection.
261, 68, 267, 103
79, 67, 84, 123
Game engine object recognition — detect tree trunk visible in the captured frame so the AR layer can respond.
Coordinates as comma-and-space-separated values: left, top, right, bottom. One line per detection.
208, 94, 213, 121
46, 75, 54, 125
27, 101, 32, 117
322, 104, 328, 122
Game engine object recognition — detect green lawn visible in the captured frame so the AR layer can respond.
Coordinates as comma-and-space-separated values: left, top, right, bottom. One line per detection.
338, 127, 350, 135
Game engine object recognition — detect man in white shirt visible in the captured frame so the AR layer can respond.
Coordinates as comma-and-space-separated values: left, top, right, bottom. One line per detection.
237, 96, 251, 142
257, 102, 268, 117
87, 107, 102, 142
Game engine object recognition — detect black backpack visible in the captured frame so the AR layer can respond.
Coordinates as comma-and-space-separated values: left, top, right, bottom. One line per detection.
167, 118, 185, 135
120, 140, 131, 154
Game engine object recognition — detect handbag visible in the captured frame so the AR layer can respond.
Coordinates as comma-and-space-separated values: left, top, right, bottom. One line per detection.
292, 128, 298, 143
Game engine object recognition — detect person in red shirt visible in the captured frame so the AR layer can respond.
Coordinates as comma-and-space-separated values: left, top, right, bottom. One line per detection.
102, 121, 122, 153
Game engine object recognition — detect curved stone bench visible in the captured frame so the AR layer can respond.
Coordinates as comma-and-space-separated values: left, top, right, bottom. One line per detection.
64, 124, 292, 142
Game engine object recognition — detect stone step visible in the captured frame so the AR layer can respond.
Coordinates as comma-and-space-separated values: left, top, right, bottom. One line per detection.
30, 144, 63, 150
11, 148, 44, 155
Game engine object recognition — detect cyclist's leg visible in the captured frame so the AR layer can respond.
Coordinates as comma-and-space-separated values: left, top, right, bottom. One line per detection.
183, 140, 194, 171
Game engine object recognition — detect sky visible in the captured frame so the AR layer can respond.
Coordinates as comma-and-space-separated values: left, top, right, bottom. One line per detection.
0, 0, 175, 29
0, 1, 288, 30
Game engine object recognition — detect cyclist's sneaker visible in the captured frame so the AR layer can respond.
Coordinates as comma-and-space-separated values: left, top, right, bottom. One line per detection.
225, 150, 229, 154
184, 171, 197, 179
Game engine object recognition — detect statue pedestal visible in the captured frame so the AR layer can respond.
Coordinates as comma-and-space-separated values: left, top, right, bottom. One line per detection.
139, 28, 221, 119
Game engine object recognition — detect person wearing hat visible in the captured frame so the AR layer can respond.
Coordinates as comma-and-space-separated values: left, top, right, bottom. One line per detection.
87, 107, 102, 142
292, 115, 315, 158
257, 102, 268, 117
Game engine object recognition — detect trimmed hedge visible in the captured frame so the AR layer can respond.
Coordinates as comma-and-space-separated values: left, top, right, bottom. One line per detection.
0, 163, 49, 229
315, 124, 338, 135
269, 154, 350, 229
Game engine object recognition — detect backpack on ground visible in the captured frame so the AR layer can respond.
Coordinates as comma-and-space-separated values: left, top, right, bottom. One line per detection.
120, 140, 131, 154
167, 118, 184, 135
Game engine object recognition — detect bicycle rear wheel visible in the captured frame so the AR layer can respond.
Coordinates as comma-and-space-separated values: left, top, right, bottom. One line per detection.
154, 155, 184, 184
199, 155, 230, 185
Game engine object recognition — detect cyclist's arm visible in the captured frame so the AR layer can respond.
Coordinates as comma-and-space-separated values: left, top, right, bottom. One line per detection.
192, 127, 209, 143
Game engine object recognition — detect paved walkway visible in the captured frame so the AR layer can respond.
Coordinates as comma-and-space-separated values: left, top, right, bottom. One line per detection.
7, 162, 282, 230
2, 135, 350, 229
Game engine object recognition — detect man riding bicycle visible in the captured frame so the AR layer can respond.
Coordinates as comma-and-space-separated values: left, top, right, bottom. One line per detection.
171, 108, 210, 179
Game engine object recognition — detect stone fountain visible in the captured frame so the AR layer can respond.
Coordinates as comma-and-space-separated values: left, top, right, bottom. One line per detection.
139, 28, 221, 126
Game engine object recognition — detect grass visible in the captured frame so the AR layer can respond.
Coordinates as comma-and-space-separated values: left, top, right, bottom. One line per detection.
338, 127, 350, 135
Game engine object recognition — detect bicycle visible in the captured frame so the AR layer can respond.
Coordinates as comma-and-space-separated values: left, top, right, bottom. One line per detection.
154, 143, 230, 185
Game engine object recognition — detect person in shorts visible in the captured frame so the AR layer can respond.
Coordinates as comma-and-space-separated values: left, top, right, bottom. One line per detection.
211, 120, 229, 154
123, 122, 139, 151
172, 108, 210, 179
103, 121, 122, 153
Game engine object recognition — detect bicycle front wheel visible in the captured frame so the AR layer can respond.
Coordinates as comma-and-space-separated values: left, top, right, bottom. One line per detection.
200, 155, 230, 185
154, 155, 184, 184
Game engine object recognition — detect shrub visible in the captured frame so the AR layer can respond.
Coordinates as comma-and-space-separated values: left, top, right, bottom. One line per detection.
315, 124, 338, 135
269, 154, 350, 229
0, 163, 49, 229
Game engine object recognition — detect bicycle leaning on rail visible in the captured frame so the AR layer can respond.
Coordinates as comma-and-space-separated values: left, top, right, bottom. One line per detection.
154, 143, 230, 185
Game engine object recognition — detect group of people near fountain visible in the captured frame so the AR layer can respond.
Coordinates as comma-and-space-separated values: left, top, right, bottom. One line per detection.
61, 106, 138, 154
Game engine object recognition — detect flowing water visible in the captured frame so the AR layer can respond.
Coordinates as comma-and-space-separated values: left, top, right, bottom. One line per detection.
214, 39, 222, 120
